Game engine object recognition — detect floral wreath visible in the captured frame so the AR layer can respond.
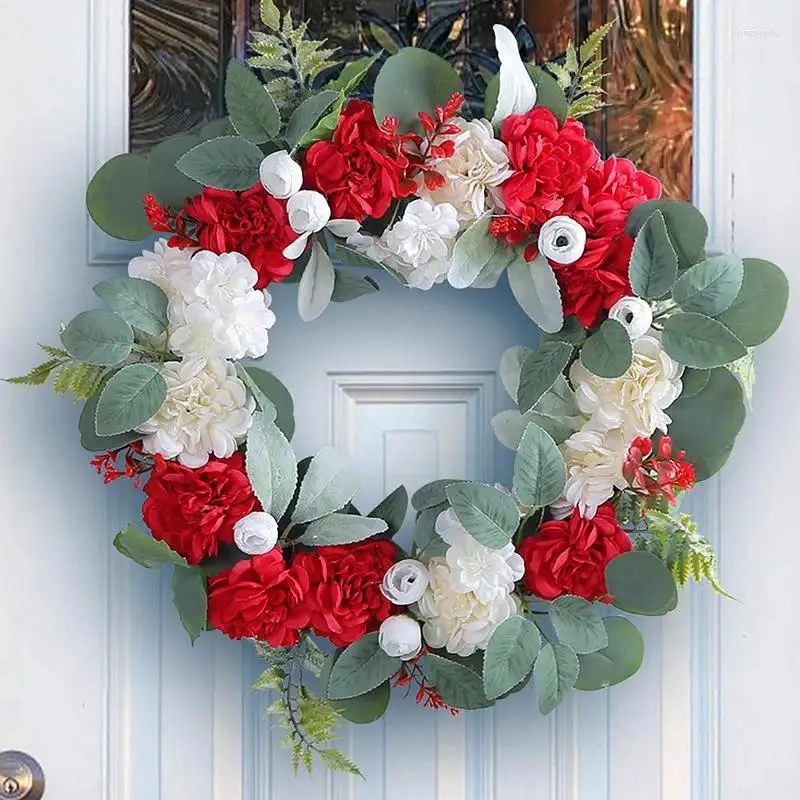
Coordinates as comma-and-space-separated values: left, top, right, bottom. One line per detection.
11, 2, 788, 778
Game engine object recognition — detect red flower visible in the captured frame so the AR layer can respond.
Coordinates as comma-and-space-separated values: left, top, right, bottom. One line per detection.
141, 452, 258, 565
290, 540, 398, 647
207, 549, 311, 646
623, 436, 696, 507
183, 185, 297, 288
518, 504, 632, 601
303, 100, 411, 222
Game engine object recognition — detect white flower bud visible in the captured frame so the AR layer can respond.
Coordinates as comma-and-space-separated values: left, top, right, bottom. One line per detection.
233, 511, 279, 555
608, 296, 654, 340
286, 190, 332, 235
538, 215, 587, 264
259, 150, 303, 199
378, 615, 423, 661
381, 559, 430, 605
491, 24, 538, 125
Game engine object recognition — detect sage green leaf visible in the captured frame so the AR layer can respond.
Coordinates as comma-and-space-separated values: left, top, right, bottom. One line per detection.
300, 513, 389, 546
534, 374, 581, 420
605, 551, 678, 616
328, 633, 401, 700
517, 341, 573, 414
86, 153, 152, 240
79, 387, 140, 452
448, 214, 498, 288
421, 653, 493, 710
292, 447, 360, 523
628, 210, 678, 298
373, 48, 462, 132
95, 363, 167, 436
680, 367, 711, 398
199, 117, 235, 139
484, 64, 568, 124
507, 254, 564, 334
672, 254, 744, 316
176, 135, 263, 190
332, 680, 391, 724
471, 244, 516, 289
285, 90, 340, 148
493, 409, 575, 450
331, 271, 379, 302
534, 642, 579, 714
580, 319, 633, 378
172, 566, 208, 644
411, 479, 459, 511
114, 524, 186, 568
325, 54, 381, 95
61, 309, 134, 366
413, 503, 449, 557
499, 345, 532, 400
236, 365, 277, 425
325, 234, 382, 270
93, 277, 168, 336
716, 258, 789, 346
574, 617, 644, 690
539, 315, 587, 347
692, 445, 734, 482
445, 482, 520, 548
225, 58, 280, 143
513, 422, 567, 508
368, 486, 409, 534
483, 616, 542, 700
146, 134, 203, 208
662, 312, 747, 368
297, 96, 345, 149
298, 239, 335, 322
242, 366, 294, 440
245, 412, 297, 519
548, 595, 608, 654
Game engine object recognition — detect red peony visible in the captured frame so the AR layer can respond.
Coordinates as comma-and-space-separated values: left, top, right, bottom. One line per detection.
290, 539, 398, 647
518, 503, 632, 602
183, 184, 297, 288
207, 549, 311, 647
302, 100, 411, 222
142, 452, 257, 565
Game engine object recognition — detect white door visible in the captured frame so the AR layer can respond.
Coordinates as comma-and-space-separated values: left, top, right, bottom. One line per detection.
1, 0, 797, 798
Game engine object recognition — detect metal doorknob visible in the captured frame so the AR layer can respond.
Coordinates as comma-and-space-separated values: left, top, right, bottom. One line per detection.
0, 752, 44, 800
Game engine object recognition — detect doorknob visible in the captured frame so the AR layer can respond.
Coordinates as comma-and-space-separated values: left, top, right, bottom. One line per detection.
0, 752, 44, 800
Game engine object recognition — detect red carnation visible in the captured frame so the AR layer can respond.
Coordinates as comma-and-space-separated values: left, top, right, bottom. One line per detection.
303, 100, 411, 222
207, 549, 311, 647
183, 184, 297, 287
290, 540, 398, 647
141, 452, 257, 565
518, 504, 632, 602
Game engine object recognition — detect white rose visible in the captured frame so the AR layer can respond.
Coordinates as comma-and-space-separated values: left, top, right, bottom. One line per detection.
233, 511, 279, 555
608, 296, 654, 340
538, 216, 587, 265
491, 24, 538, 125
259, 150, 303, 199
381, 559, 430, 605
378, 615, 423, 660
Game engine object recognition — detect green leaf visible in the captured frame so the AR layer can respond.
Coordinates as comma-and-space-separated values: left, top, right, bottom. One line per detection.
540, 315, 587, 347
517, 341, 573, 414
79, 386, 140, 452
172, 566, 208, 644
534, 642, 579, 714
176, 136, 264, 191
605, 551, 678, 616
328, 633, 400, 700
628, 210, 678, 299
373, 48, 463, 132
325, 236, 383, 270
199, 117, 235, 139
411, 479, 459, 511
245, 412, 297, 519
499, 345, 531, 400
680, 367, 711, 398
626, 200, 708, 271
326, 54, 381, 95
331, 271, 379, 302
368, 486, 409, 534
225, 59, 280, 144
672, 254, 744, 316
298, 239, 335, 322
716, 258, 789, 346
548, 595, 608, 654
448, 214, 498, 288
93, 277, 169, 336
297, 96, 345, 148
61, 309, 134, 366
507, 254, 564, 334
471, 244, 516, 289
445, 482, 520, 548
483, 616, 541, 700
331, 680, 391, 724
86, 153, 152, 240
513, 422, 567, 508
114, 524, 186, 568
243, 366, 295, 440
413, 503, 449, 557
580, 319, 632, 378
95, 363, 166, 436
260, 0, 281, 29
300, 513, 389, 546
146, 134, 203, 208
422, 653, 493, 710
285, 90, 340, 149
292, 447, 360, 523
485, 63, 568, 124
574, 617, 644, 690
662, 312, 747, 368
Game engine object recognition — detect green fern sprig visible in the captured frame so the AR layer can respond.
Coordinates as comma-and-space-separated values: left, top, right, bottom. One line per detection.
6, 344, 107, 400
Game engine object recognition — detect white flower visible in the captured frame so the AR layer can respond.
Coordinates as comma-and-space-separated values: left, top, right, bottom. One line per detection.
417, 557, 521, 657
378, 615, 423, 660
538, 216, 587, 265
608, 296, 654, 340
128, 238, 195, 299
491, 24, 537, 126
282, 191, 361, 260
234, 511, 279, 555
137, 357, 255, 468
381, 560, 430, 605
417, 118, 512, 221
570, 334, 684, 439
259, 150, 303, 199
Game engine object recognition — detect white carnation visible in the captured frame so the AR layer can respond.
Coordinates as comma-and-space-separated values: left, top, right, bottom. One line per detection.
127, 238, 195, 299
136, 357, 255, 468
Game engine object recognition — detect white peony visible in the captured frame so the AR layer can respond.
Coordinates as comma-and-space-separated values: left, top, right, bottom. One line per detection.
538, 216, 587, 265
136, 357, 255, 468
608, 296, 654, 340
570, 334, 684, 439
378, 615, 423, 660
416, 118, 512, 222
128, 238, 195, 300
491, 24, 538, 126
234, 511, 279, 555
381, 559, 430, 605
259, 150, 303, 199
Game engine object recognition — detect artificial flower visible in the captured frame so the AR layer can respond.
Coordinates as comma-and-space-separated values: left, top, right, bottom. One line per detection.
281, 190, 361, 259
623, 435, 696, 507
127, 238, 195, 300
608, 296, 654, 339
378, 615, 423, 660
537, 215, 587, 264
490, 24, 538, 125
381, 559, 430, 605
259, 150, 303, 199
233, 511, 279, 555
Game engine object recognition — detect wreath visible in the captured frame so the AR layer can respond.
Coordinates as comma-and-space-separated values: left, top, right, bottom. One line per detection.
10, 1, 789, 778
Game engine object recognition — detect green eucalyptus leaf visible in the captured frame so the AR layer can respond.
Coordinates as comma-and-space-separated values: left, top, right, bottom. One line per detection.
61, 310, 134, 366
517, 341, 573, 414
672, 254, 744, 316
513, 422, 567, 508
483, 616, 541, 700
692, 445, 734, 482
245, 412, 297, 519
605, 551, 678, 616
422, 653, 493, 710
172, 566, 208, 644
93, 277, 169, 336
507, 254, 564, 334
662, 312, 747, 368
580, 319, 632, 378
331, 271, 380, 302
680, 367, 711, 398
285, 90, 340, 149
300, 513, 389, 546
146, 134, 203, 208
445, 482, 520, 548
328, 633, 400, 700
292, 447, 360, 523
86, 153, 152, 241
628, 210, 678, 299
534, 642, 579, 714
225, 59, 281, 143
176, 135, 264, 191
332, 680, 391, 724
411, 479, 459, 511
574, 617, 644, 690
539, 315, 587, 347
114, 524, 186, 568
95, 363, 166, 436
413, 502, 449, 558
79, 387, 140, 452
548, 595, 608, 654
368, 486, 409, 534
448, 214, 498, 288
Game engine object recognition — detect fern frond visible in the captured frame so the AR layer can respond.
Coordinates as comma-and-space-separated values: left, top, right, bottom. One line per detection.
320, 749, 363, 777
259, 0, 280, 30
6, 358, 62, 387
39, 343, 70, 359
580, 21, 614, 62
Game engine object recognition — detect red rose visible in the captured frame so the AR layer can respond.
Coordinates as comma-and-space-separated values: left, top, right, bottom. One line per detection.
499, 108, 600, 228
303, 100, 410, 221
290, 540, 397, 647
142, 452, 257, 565
518, 504, 632, 602
183, 184, 297, 287
207, 549, 311, 646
